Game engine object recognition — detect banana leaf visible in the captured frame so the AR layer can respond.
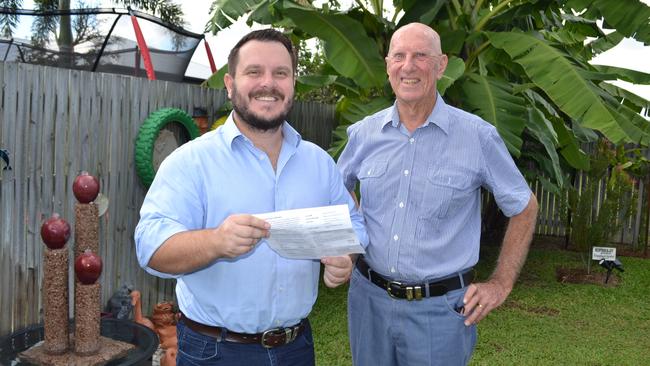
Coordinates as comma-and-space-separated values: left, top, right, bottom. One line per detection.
207, 0, 269, 32
567, 0, 650, 45
282, 5, 386, 89
461, 73, 526, 156
438, 56, 465, 96
488, 31, 632, 145
591, 65, 650, 85
202, 64, 228, 89
527, 107, 564, 188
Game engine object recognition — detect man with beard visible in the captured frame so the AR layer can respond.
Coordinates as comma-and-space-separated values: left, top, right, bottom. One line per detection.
135, 29, 367, 366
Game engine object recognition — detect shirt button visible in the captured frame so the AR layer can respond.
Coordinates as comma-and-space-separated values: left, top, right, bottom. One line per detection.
399, 202, 404, 208
403, 170, 409, 176
390, 267, 396, 273
409, 138, 415, 144
367, 169, 372, 175
393, 235, 398, 241
259, 155, 265, 160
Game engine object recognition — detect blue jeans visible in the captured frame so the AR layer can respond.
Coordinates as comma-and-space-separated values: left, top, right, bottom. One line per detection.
348, 268, 477, 366
176, 319, 315, 366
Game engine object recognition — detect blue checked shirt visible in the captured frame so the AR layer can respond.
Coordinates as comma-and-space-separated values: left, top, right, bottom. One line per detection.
135, 115, 368, 333
338, 94, 531, 282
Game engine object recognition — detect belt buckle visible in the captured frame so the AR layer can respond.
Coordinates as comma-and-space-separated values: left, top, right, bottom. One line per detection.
260, 326, 298, 349
387, 281, 423, 300
261, 328, 279, 348
386, 280, 402, 299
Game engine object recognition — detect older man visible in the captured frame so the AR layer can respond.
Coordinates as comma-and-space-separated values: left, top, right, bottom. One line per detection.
338, 23, 538, 365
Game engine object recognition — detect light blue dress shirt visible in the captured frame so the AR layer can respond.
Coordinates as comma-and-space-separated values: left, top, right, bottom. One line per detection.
337, 94, 531, 282
135, 114, 368, 333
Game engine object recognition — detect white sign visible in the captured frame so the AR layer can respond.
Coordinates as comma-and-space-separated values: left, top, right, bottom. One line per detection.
254, 205, 365, 259
592, 246, 616, 261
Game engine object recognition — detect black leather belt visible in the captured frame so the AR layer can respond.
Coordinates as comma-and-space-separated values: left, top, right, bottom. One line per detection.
356, 257, 474, 300
180, 313, 307, 348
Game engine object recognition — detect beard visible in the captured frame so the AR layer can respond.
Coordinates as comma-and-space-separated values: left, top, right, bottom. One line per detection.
231, 83, 293, 132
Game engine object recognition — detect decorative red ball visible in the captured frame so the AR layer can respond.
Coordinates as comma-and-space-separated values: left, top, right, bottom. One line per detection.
73, 171, 100, 203
74, 250, 103, 284
40, 214, 71, 249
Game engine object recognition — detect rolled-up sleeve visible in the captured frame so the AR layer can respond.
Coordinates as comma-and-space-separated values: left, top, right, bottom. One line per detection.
134, 147, 204, 278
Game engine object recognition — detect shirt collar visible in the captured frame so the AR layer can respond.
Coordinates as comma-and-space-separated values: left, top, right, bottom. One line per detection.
222, 112, 302, 148
280, 120, 302, 147
222, 113, 242, 147
382, 93, 450, 135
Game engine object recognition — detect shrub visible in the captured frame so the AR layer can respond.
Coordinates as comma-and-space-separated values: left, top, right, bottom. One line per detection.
563, 140, 638, 269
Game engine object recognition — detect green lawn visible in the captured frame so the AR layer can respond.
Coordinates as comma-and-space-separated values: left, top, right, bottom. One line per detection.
310, 245, 650, 365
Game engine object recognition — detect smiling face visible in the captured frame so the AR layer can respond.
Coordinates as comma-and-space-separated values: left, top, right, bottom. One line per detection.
224, 40, 295, 132
386, 23, 448, 107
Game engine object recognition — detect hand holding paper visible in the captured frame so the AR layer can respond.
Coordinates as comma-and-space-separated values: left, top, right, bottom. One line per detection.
322, 255, 355, 287
216, 214, 270, 258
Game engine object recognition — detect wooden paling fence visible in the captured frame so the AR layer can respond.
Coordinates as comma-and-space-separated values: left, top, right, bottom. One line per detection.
0, 62, 334, 334
532, 169, 649, 247
531, 137, 650, 247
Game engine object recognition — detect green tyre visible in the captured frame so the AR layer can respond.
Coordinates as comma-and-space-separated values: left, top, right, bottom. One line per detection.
135, 108, 200, 188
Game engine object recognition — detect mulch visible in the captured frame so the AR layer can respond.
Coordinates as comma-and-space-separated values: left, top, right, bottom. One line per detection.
555, 267, 621, 287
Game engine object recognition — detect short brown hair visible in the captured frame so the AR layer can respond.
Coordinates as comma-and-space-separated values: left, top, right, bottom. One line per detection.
227, 29, 297, 76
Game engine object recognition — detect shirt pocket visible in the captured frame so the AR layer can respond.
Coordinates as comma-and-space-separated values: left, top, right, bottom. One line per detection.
420, 166, 472, 219
358, 160, 388, 212
416, 167, 471, 240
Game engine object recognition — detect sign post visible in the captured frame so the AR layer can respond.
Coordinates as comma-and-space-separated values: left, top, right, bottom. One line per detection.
592, 247, 616, 261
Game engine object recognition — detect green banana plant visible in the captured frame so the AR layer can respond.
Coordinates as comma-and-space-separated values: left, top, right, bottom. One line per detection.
205, 0, 650, 192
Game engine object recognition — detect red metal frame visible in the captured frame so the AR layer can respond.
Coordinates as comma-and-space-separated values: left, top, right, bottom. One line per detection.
130, 14, 156, 80
204, 40, 217, 74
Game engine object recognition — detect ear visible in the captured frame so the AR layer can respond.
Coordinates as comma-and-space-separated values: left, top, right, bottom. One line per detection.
385, 56, 390, 76
224, 73, 234, 99
435, 55, 449, 80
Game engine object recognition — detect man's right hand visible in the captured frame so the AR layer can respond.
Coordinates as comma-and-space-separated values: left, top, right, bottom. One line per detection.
148, 214, 271, 274
215, 214, 271, 258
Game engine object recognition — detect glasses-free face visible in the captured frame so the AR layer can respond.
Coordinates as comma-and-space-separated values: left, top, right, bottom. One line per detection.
386, 32, 447, 107
386, 51, 442, 65
225, 40, 295, 131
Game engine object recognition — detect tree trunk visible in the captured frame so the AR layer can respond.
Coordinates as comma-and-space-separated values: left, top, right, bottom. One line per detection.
58, 0, 74, 68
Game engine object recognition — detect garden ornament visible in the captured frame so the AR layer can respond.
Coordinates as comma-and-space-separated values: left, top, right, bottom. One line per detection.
151, 302, 179, 366
105, 284, 133, 319
130, 290, 154, 330
130, 290, 179, 365
598, 258, 624, 284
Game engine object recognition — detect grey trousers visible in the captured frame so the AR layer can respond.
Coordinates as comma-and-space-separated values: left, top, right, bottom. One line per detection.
347, 268, 477, 366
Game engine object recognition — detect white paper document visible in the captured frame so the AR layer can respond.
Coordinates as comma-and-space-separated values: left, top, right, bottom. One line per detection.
254, 205, 365, 259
